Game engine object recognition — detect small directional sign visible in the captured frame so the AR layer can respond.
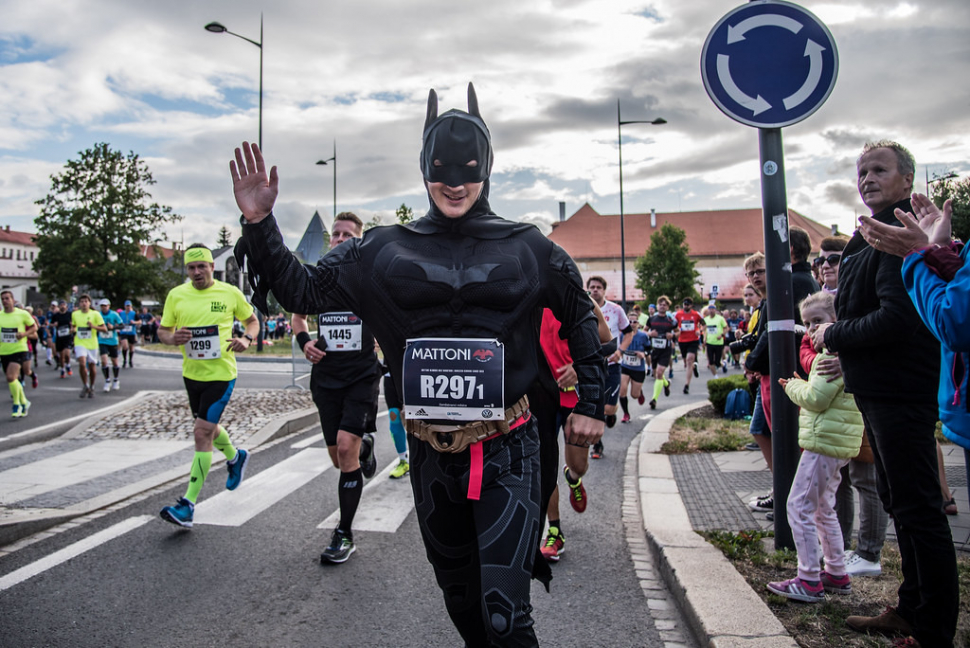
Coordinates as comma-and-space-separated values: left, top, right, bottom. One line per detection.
702, 0, 838, 128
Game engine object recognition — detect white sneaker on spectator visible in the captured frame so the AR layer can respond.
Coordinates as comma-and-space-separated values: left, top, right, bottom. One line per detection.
748, 492, 773, 512
843, 550, 881, 577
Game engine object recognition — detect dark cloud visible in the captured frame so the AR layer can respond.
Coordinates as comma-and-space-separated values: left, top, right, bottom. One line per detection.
824, 182, 860, 209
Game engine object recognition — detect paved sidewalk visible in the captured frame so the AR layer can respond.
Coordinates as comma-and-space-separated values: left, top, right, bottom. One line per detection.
636, 403, 969, 648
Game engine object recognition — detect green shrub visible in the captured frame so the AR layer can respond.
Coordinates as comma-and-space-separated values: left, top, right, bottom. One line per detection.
707, 374, 756, 416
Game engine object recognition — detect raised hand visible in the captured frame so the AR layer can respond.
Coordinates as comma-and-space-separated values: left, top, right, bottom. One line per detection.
230, 142, 279, 223
907, 192, 952, 247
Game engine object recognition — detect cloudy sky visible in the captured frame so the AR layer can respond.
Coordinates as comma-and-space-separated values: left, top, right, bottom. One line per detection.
1, 0, 968, 249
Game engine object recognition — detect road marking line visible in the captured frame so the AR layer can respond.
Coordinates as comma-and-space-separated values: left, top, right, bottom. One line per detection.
0, 515, 153, 592
195, 448, 331, 527
317, 458, 414, 533
0, 439, 190, 504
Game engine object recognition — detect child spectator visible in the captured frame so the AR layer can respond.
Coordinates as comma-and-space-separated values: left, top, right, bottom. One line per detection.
766, 292, 863, 602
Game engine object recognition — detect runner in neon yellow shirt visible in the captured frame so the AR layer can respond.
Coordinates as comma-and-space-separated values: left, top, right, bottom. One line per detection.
703, 305, 728, 376
71, 294, 107, 399
1, 290, 38, 417
158, 244, 260, 528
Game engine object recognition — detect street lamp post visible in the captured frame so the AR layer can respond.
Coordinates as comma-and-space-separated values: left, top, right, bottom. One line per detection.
205, 15, 263, 151
316, 140, 338, 219
617, 100, 666, 312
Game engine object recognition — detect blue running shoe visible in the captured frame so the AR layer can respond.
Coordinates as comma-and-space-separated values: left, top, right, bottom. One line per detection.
225, 448, 250, 491
160, 497, 194, 528
11, 404, 22, 418
21, 399, 30, 417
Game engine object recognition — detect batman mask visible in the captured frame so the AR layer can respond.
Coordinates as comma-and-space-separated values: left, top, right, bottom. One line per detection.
420, 83, 493, 187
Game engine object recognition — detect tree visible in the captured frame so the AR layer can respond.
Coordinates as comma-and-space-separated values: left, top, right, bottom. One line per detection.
930, 173, 970, 244
634, 223, 701, 305
396, 203, 414, 224
216, 225, 235, 248
34, 143, 183, 304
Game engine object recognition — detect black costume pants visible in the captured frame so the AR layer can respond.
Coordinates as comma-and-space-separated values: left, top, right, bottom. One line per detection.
409, 418, 541, 648
855, 395, 958, 648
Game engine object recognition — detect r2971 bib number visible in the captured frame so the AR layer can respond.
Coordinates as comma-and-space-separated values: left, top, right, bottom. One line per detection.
420, 374, 485, 401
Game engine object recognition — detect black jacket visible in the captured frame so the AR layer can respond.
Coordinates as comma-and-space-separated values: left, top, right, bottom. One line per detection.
823, 198, 939, 400
791, 261, 820, 324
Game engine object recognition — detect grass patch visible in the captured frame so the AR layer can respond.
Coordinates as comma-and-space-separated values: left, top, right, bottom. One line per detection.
660, 409, 750, 454
701, 531, 970, 647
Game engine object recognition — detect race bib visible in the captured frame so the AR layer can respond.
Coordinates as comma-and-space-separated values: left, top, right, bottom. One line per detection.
680, 321, 695, 332
621, 351, 644, 369
77, 327, 92, 340
98, 330, 113, 340
123, 325, 135, 335
318, 312, 363, 351
708, 325, 718, 334
651, 337, 667, 349
403, 338, 504, 421
186, 325, 221, 360
57, 326, 70, 337
1, 327, 16, 344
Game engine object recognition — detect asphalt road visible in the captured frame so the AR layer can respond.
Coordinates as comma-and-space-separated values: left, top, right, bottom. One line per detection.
0, 353, 712, 647
0, 416, 698, 646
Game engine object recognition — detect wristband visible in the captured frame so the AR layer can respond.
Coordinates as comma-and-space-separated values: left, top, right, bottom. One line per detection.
296, 331, 311, 351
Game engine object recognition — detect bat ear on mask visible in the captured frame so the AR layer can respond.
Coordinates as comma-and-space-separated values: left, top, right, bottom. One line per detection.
467, 83, 480, 119
424, 89, 438, 133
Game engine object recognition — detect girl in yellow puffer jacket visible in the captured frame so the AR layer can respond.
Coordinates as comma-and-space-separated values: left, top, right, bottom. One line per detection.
766, 291, 864, 603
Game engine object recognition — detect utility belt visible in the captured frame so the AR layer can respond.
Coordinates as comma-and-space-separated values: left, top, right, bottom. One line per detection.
405, 395, 530, 454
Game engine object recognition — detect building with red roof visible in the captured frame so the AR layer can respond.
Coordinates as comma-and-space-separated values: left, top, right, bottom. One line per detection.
547, 204, 837, 304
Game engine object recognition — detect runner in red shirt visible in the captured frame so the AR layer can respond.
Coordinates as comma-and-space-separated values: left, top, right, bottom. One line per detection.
674, 297, 704, 394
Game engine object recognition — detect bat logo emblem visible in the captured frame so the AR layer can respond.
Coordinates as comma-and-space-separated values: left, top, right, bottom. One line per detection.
472, 349, 494, 362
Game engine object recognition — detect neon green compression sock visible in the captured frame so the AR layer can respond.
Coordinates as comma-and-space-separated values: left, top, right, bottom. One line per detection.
8, 379, 25, 406
652, 376, 664, 401
184, 451, 213, 503
212, 426, 237, 462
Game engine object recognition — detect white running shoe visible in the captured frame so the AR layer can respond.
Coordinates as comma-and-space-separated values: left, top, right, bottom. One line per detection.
843, 550, 881, 577
112, 379, 120, 391
103, 381, 112, 392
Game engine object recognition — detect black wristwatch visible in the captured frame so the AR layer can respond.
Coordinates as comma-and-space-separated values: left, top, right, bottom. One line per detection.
243, 334, 255, 342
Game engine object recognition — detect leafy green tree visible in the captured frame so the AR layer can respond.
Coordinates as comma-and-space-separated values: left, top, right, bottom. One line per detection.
930, 173, 970, 244
34, 143, 183, 304
216, 225, 234, 248
634, 223, 701, 305
396, 203, 414, 224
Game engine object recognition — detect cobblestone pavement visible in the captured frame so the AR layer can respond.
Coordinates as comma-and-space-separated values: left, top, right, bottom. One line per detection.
673, 446, 970, 553
68, 389, 315, 446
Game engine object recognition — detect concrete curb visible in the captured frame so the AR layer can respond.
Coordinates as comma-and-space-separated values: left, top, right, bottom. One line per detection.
638, 403, 797, 648
0, 405, 320, 547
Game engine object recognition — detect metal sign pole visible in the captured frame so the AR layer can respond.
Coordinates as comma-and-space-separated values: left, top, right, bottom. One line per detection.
758, 128, 799, 550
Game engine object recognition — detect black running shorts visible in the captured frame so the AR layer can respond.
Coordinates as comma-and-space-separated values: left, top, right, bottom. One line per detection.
312, 376, 380, 445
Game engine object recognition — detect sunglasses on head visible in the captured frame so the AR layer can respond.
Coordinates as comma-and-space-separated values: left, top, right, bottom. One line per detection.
813, 254, 841, 268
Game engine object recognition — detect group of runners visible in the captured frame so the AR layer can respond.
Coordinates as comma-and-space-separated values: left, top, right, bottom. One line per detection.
1, 292, 158, 417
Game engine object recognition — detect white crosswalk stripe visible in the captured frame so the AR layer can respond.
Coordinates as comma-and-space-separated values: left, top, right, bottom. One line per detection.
0, 440, 189, 503
195, 448, 331, 527
318, 458, 415, 533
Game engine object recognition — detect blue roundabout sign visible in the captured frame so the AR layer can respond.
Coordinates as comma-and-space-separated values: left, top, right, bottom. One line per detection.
701, 1, 838, 128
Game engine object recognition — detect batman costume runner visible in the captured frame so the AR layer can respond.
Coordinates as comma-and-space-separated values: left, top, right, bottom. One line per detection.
232, 84, 605, 647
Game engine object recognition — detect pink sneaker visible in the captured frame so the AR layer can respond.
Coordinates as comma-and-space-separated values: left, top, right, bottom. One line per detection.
766, 577, 824, 603
820, 570, 851, 595
621, 413, 631, 424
